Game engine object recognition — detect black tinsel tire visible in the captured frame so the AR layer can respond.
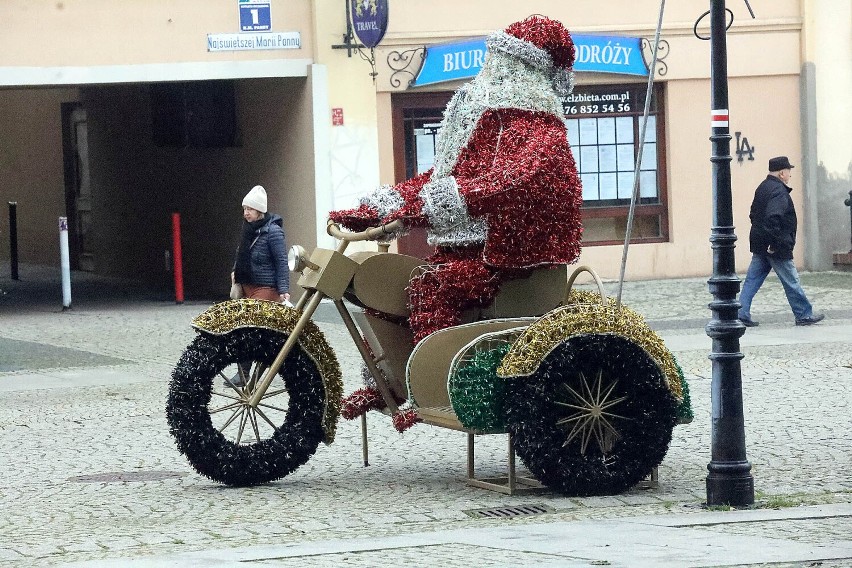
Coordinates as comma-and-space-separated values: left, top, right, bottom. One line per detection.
506, 333, 678, 496
166, 327, 325, 486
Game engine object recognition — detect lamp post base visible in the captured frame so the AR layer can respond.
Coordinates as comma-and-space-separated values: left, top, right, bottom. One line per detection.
706, 466, 754, 507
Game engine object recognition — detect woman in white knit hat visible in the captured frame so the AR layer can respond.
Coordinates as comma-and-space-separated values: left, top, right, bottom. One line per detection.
231, 185, 290, 304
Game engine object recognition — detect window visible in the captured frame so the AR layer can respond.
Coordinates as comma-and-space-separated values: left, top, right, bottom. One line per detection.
564, 83, 668, 244
404, 110, 444, 178
391, 92, 453, 258
150, 81, 238, 149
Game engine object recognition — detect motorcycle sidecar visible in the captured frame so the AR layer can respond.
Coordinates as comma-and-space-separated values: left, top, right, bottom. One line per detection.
399, 268, 685, 497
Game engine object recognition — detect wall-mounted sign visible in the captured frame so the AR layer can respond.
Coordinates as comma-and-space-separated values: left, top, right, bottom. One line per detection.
332, 108, 344, 126
207, 32, 301, 52
414, 34, 649, 87
239, 0, 271, 32
350, 0, 389, 49
414, 38, 486, 86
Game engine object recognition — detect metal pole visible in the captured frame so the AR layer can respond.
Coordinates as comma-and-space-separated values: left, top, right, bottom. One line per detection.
845, 189, 852, 253
171, 213, 184, 304
8, 202, 18, 280
705, 0, 754, 507
59, 217, 72, 310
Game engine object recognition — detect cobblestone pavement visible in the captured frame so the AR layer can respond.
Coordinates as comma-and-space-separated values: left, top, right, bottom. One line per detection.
1, 265, 851, 566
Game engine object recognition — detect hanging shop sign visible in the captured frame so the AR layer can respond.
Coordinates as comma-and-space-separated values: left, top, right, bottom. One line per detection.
414, 34, 648, 87
350, 0, 389, 49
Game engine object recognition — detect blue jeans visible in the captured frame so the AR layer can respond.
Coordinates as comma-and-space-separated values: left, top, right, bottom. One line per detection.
738, 254, 813, 321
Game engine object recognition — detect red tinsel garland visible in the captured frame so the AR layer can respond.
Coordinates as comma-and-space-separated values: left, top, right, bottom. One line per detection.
328, 203, 380, 233
340, 386, 386, 420
384, 170, 431, 225
455, 109, 583, 269
392, 409, 421, 432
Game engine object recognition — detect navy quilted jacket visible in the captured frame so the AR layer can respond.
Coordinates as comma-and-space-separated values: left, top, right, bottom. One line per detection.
234, 214, 289, 293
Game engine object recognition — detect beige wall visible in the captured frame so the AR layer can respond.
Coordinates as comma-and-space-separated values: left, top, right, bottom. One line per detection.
0, 87, 81, 266
3, 1, 844, 288
803, 0, 852, 173
324, 0, 812, 280
313, 1, 382, 218
801, 0, 852, 268
0, 1, 326, 297
379, 0, 799, 41
0, 0, 314, 67
575, 76, 804, 280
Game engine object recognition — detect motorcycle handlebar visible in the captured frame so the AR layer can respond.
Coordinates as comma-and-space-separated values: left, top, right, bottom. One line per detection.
326, 219, 403, 242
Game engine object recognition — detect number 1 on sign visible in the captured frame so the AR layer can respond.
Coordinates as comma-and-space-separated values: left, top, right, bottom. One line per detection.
250, 9, 259, 25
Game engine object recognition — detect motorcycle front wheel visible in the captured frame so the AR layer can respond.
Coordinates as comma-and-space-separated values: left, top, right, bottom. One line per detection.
166, 327, 325, 486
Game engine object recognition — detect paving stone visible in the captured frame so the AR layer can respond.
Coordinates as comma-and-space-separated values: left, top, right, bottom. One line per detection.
2, 266, 852, 565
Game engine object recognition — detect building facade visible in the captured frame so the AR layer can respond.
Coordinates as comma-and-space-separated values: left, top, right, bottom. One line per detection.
0, 0, 331, 297
0, 1, 849, 297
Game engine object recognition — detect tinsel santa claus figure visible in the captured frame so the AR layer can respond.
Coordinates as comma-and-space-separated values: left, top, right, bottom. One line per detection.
331, 14, 583, 344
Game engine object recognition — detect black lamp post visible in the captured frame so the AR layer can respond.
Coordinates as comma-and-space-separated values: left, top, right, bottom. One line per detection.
705, 0, 755, 507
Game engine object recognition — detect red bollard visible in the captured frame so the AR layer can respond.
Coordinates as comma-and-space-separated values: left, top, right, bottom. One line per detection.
171, 212, 184, 304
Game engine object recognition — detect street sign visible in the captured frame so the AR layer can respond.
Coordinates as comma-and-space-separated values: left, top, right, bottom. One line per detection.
239, 0, 271, 32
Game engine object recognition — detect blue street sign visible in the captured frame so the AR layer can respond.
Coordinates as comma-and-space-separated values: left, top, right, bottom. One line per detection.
240, 1, 271, 32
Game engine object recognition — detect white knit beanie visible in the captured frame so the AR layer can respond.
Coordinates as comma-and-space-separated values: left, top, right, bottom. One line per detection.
242, 185, 268, 213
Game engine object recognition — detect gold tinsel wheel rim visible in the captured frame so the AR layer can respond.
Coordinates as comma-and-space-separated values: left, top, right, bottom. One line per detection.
497, 267, 683, 400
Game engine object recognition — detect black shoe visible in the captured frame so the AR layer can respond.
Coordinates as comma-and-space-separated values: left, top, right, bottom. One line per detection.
795, 313, 825, 326
739, 317, 759, 327
224, 373, 245, 388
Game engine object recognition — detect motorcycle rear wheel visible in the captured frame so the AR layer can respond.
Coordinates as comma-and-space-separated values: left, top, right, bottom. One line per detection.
506, 333, 678, 496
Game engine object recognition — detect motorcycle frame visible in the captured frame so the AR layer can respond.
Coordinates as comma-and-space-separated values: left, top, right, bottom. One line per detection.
247, 221, 404, 412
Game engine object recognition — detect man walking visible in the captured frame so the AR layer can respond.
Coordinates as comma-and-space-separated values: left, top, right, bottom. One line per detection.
738, 156, 824, 327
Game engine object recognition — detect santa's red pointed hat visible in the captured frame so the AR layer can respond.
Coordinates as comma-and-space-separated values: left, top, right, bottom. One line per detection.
486, 15, 575, 94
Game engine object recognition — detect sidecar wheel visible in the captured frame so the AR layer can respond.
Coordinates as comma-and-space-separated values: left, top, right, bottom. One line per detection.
505, 333, 678, 496
166, 327, 325, 486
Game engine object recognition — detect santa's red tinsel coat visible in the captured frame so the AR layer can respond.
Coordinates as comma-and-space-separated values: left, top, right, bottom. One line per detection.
332, 15, 583, 423
332, 108, 583, 270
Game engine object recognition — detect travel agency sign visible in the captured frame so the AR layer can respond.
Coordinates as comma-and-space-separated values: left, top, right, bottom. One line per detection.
414, 34, 648, 86
350, 0, 390, 48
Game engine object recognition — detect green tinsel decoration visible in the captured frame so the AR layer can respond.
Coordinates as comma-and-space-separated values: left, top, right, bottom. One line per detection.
674, 360, 694, 424
449, 343, 512, 432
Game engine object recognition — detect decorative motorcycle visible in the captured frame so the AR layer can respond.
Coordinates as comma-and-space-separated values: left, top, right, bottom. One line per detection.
166, 220, 691, 496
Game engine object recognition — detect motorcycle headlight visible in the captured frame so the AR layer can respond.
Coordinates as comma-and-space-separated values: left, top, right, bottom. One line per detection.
288, 245, 308, 273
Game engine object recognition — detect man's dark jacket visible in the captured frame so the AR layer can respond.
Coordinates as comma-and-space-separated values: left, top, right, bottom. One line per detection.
748, 174, 797, 260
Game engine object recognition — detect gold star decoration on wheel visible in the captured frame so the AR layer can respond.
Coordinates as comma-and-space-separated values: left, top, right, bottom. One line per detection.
554, 370, 629, 455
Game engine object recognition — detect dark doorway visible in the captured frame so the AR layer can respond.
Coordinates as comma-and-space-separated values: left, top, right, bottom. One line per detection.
61, 103, 93, 271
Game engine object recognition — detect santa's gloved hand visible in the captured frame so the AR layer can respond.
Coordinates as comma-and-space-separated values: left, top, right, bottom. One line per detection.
329, 204, 381, 233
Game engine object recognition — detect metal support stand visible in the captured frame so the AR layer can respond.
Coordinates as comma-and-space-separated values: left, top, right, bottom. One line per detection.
465, 432, 547, 496
705, 0, 754, 507
845, 189, 852, 253
361, 413, 369, 467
